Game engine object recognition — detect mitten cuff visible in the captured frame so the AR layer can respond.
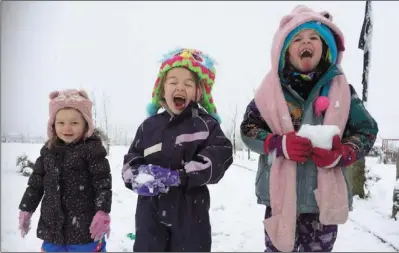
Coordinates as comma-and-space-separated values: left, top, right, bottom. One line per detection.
338, 143, 357, 167
264, 134, 284, 157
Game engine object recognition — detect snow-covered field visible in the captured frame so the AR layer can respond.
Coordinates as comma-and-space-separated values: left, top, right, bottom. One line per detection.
2, 143, 398, 252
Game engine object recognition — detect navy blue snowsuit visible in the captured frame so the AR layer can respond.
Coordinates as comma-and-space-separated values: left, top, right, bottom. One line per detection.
123, 101, 233, 252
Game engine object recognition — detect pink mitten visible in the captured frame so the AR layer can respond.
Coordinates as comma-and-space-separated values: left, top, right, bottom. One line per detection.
18, 211, 33, 238
90, 211, 110, 241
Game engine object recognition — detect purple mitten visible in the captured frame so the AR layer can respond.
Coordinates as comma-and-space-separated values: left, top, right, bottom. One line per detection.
18, 211, 32, 238
130, 165, 181, 196
90, 211, 111, 241
138, 164, 181, 187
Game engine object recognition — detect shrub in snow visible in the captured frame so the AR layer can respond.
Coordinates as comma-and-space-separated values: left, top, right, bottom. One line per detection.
93, 128, 110, 155
380, 149, 398, 164
368, 145, 382, 157
364, 164, 381, 199
16, 154, 35, 177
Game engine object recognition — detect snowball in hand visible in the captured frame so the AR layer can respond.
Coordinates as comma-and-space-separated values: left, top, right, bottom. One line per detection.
135, 173, 154, 184
296, 124, 340, 150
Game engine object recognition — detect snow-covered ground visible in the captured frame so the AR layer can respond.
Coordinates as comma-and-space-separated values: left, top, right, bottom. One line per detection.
2, 143, 398, 252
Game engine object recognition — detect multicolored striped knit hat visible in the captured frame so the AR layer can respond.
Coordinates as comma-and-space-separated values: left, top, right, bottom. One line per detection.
147, 48, 221, 123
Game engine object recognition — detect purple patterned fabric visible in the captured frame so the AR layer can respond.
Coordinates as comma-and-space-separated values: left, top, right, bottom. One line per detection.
263, 207, 338, 252
128, 164, 181, 196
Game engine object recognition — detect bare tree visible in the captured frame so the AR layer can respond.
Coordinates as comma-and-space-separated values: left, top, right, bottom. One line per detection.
246, 88, 258, 160
91, 91, 97, 127
393, 152, 399, 220
229, 104, 238, 155
101, 91, 110, 154
122, 131, 129, 146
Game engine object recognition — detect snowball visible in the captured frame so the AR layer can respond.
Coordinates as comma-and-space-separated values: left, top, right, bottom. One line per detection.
135, 173, 154, 184
296, 124, 341, 150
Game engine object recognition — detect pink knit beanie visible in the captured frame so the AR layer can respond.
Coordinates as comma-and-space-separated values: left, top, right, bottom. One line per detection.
47, 89, 94, 139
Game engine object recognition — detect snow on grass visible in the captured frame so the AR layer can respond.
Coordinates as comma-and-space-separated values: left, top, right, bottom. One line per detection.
1, 144, 398, 252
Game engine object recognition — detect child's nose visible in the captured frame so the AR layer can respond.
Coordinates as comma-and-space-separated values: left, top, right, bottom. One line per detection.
65, 124, 73, 131
176, 83, 185, 90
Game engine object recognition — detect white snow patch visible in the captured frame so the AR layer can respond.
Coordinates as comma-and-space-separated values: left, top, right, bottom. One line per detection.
297, 124, 341, 150
3, 144, 399, 252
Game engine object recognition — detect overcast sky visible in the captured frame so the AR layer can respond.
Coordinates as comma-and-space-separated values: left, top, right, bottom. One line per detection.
1, 1, 398, 140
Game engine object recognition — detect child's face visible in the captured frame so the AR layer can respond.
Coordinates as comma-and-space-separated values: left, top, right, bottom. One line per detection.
163, 67, 200, 115
54, 108, 86, 143
287, 29, 323, 73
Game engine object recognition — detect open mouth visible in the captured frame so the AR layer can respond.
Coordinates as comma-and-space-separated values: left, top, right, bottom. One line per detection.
63, 134, 74, 137
300, 49, 313, 59
173, 95, 186, 110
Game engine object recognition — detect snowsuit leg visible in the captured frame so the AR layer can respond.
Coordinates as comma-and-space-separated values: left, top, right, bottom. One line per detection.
167, 188, 212, 252
133, 196, 170, 252
263, 207, 338, 252
134, 187, 212, 252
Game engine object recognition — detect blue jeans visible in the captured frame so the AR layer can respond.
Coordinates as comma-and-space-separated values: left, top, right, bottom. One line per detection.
41, 239, 106, 252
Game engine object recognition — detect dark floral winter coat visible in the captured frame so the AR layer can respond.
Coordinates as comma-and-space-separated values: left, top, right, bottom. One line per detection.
19, 136, 112, 245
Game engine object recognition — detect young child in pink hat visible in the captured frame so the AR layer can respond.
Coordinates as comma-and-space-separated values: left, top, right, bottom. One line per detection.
18, 89, 112, 252
240, 5, 378, 252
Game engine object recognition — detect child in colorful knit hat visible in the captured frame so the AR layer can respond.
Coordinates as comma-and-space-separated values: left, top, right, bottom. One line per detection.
240, 5, 378, 252
18, 89, 112, 252
122, 48, 233, 251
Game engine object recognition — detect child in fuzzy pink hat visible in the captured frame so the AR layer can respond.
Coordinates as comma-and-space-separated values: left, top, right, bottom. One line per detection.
18, 89, 113, 252
240, 5, 378, 252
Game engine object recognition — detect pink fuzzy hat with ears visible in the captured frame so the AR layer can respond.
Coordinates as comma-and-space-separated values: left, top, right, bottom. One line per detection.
47, 89, 94, 139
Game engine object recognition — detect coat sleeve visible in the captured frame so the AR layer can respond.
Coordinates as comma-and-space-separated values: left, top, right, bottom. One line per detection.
87, 141, 112, 213
183, 117, 233, 189
342, 85, 379, 162
123, 124, 145, 190
19, 149, 46, 213
240, 99, 273, 155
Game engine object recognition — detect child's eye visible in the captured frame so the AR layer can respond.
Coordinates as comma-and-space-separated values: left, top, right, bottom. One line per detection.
293, 38, 301, 42
311, 36, 320, 40
57, 122, 64, 125
73, 122, 79, 125
185, 83, 194, 87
